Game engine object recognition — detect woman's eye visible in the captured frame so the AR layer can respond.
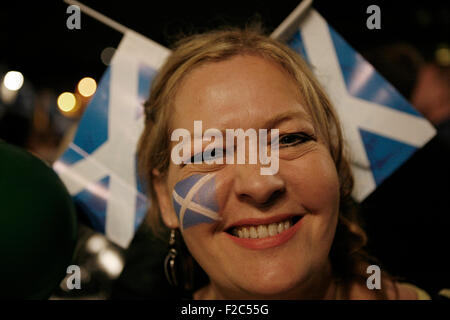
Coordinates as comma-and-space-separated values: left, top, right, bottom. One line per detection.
279, 133, 314, 147
189, 148, 223, 164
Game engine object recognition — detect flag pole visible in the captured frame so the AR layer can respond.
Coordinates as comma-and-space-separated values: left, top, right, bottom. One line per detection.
63, 0, 129, 34
270, 0, 313, 41
65, 0, 313, 41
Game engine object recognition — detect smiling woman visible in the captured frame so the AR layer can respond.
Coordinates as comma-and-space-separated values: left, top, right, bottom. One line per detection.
136, 28, 428, 300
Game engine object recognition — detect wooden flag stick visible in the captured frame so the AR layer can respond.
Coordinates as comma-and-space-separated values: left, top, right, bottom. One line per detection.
270, 0, 313, 41
65, 0, 312, 42
63, 0, 129, 34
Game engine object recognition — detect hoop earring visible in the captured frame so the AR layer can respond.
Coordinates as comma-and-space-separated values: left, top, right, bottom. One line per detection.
164, 229, 178, 287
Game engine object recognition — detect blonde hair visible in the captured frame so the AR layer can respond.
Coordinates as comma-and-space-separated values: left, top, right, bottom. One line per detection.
137, 27, 390, 296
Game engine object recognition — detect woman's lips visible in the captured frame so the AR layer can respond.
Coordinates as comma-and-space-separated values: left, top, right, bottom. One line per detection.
224, 214, 304, 250
226, 213, 300, 229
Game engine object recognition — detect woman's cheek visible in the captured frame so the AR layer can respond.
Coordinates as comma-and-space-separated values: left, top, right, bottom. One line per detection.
172, 173, 221, 232
280, 148, 340, 213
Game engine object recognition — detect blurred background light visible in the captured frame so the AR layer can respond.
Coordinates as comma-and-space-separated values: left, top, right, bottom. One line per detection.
77, 77, 97, 97
3, 71, 24, 91
86, 234, 108, 254
57, 92, 77, 112
100, 47, 116, 66
435, 45, 450, 67
97, 249, 124, 279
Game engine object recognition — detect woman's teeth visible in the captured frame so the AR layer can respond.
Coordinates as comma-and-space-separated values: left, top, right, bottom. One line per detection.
231, 219, 293, 239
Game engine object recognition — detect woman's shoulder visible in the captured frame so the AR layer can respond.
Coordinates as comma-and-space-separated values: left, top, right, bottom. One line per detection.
378, 277, 433, 300
387, 281, 431, 300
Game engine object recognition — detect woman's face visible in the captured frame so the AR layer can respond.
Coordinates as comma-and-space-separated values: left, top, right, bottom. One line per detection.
155, 54, 340, 298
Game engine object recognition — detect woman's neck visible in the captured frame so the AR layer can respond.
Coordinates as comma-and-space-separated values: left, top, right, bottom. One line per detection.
194, 260, 339, 300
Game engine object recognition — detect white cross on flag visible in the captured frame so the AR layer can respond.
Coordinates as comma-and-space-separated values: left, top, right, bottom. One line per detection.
54, 7, 435, 248
54, 31, 169, 248
283, 9, 435, 200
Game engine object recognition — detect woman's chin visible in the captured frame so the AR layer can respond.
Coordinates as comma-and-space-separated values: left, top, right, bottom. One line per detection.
232, 271, 306, 298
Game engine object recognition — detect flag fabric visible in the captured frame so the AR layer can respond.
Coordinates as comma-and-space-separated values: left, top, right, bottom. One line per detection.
54, 8, 436, 248
54, 31, 170, 248
284, 9, 435, 200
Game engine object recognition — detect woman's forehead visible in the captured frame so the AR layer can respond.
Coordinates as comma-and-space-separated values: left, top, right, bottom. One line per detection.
171, 54, 312, 130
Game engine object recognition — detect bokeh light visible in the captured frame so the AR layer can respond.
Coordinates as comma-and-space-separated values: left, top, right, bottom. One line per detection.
97, 249, 124, 279
77, 77, 97, 97
100, 47, 116, 66
57, 92, 77, 112
3, 71, 24, 91
435, 46, 450, 67
86, 234, 108, 254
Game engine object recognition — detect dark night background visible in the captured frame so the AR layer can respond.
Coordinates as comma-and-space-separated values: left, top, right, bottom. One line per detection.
0, 0, 448, 299
1, 1, 447, 93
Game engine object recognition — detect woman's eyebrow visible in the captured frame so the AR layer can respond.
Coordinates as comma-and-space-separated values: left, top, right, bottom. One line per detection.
172, 109, 312, 140
263, 110, 312, 129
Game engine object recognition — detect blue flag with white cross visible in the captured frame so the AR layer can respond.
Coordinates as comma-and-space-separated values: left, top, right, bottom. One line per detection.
282, 8, 435, 201
54, 31, 170, 248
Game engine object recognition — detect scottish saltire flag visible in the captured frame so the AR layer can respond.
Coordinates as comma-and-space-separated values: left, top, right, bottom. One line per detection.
54, 31, 170, 248
172, 174, 220, 232
280, 9, 436, 200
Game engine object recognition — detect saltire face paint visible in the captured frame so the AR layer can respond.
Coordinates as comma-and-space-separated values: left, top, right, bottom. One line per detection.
172, 173, 220, 231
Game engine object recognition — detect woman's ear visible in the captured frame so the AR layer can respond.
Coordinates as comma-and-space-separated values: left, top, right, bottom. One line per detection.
152, 168, 180, 229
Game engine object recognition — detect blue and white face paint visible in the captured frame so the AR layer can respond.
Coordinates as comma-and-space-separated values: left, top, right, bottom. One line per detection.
172, 173, 220, 231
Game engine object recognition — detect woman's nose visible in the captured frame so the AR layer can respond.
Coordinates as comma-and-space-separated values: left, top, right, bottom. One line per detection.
233, 164, 286, 207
